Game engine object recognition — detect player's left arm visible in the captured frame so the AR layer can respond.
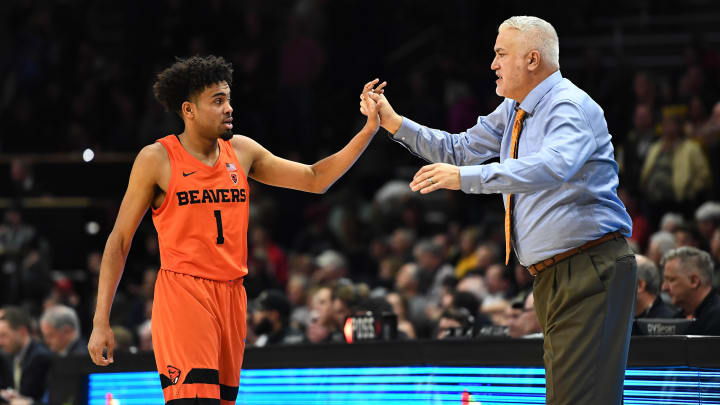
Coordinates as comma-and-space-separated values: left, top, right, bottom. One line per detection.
238, 80, 381, 194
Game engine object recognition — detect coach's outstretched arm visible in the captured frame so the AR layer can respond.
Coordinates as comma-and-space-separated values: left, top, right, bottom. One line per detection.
87, 145, 165, 366
232, 80, 382, 194
361, 81, 506, 168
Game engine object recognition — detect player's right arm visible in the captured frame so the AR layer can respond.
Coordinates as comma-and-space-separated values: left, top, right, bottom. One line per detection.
88, 143, 166, 366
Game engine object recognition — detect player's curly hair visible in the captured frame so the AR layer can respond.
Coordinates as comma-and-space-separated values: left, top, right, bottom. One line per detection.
152, 55, 233, 116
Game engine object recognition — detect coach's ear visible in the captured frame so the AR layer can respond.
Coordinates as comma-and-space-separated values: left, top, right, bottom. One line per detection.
181, 101, 195, 120
527, 49, 541, 72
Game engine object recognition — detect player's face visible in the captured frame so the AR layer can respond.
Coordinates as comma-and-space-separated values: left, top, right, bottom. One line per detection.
491, 29, 532, 102
195, 81, 234, 140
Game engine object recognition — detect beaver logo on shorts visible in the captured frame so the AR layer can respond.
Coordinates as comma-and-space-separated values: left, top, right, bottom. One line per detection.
167, 365, 182, 385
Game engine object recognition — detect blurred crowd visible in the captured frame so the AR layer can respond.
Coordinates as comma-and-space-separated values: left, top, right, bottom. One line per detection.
2, 0, 720, 402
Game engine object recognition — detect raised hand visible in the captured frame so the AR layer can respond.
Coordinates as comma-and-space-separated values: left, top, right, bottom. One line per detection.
360, 80, 381, 129
360, 79, 403, 134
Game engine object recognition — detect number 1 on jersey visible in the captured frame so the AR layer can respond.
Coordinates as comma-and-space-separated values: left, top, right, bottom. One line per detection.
214, 210, 225, 244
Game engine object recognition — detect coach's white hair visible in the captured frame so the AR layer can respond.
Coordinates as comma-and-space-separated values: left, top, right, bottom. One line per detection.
499, 16, 560, 70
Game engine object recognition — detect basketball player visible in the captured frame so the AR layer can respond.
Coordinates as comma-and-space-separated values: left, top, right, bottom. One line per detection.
87, 55, 383, 405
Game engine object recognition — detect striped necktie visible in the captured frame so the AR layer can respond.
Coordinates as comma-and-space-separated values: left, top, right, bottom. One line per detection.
505, 108, 527, 265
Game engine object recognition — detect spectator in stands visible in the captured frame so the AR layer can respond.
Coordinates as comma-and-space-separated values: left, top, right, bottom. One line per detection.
641, 114, 711, 223
484, 264, 516, 302
394, 263, 429, 331
435, 307, 475, 339
0, 307, 52, 404
695, 202, 720, 244
673, 224, 703, 249
331, 279, 369, 330
385, 292, 416, 339
39, 305, 86, 357
0, 208, 51, 307
661, 247, 720, 335
448, 291, 492, 329
647, 231, 676, 266
472, 242, 500, 275
454, 227, 481, 278
0, 309, 10, 394
413, 240, 454, 301
508, 293, 542, 338
634, 255, 679, 320
619, 104, 656, 187
252, 290, 303, 346
711, 228, 720, 291
312, 250, 348, 285
250, 226, 288, 288
660, 212, 685, 233
286, 273, 310, 330
305, 286, 342, 343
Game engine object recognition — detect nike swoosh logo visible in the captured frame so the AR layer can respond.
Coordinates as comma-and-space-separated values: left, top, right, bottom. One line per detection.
182, 171, 197, 177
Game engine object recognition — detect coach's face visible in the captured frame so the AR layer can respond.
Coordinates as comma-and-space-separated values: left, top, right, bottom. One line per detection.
491, 28, 533, 102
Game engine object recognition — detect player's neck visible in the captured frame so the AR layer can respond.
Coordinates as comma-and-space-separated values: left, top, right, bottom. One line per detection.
178, 130, 220, 164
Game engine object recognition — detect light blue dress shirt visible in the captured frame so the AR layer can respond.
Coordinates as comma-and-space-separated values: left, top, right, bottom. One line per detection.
392, 71, 632, 266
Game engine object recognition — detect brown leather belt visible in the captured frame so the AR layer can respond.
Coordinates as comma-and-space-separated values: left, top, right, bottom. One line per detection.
527, 231, 624, 276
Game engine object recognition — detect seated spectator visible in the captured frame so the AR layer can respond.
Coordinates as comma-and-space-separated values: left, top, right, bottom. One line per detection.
695, 201, 720, 243
634, 255, 680, 320
660, 212, 685, 233
331, 279, 369, 331
413, 240, 454, 301
673, 224, 703, 249
39, 305, 86, 357
508, 293, 542, 338
312, 250, 348, 285
435, 307, 475, 339
640, 114, 712, 223
661, 247, 720, 335
450, 291, 491, 328
0, 307, 52, 403
454, 227, 480, 279
647, 231, 676, 266
618, 103, 657, 187
252, 290, 303, 346
711, 228, 720, 291
112, 326, 135, 352
286, 274, 310, 331
305, 286, 342, 343
394, 263, 429, 329
385, 292, 416, 339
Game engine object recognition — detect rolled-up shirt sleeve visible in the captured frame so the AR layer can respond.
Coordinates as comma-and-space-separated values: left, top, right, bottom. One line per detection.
391, 100, 509, 166
462, 100, 598, 194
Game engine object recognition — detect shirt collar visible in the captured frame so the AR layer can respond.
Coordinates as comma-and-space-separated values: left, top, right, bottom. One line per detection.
517, 70, 563, 115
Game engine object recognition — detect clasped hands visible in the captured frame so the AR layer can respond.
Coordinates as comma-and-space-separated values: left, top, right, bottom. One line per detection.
359, 79, 461, 194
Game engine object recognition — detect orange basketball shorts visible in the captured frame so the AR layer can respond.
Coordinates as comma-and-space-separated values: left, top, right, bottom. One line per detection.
151, 269, 247, 405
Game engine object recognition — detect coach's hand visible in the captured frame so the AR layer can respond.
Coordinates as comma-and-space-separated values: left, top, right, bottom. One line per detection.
410, 163, 461, 194
88, 323, 115, 366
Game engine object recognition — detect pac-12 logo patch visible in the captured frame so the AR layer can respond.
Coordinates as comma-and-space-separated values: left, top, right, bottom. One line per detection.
230, 173, 238, 184
167, 365, 182, 385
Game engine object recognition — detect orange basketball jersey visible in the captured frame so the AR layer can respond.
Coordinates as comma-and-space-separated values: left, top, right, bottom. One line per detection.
152, 135, 249, 281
